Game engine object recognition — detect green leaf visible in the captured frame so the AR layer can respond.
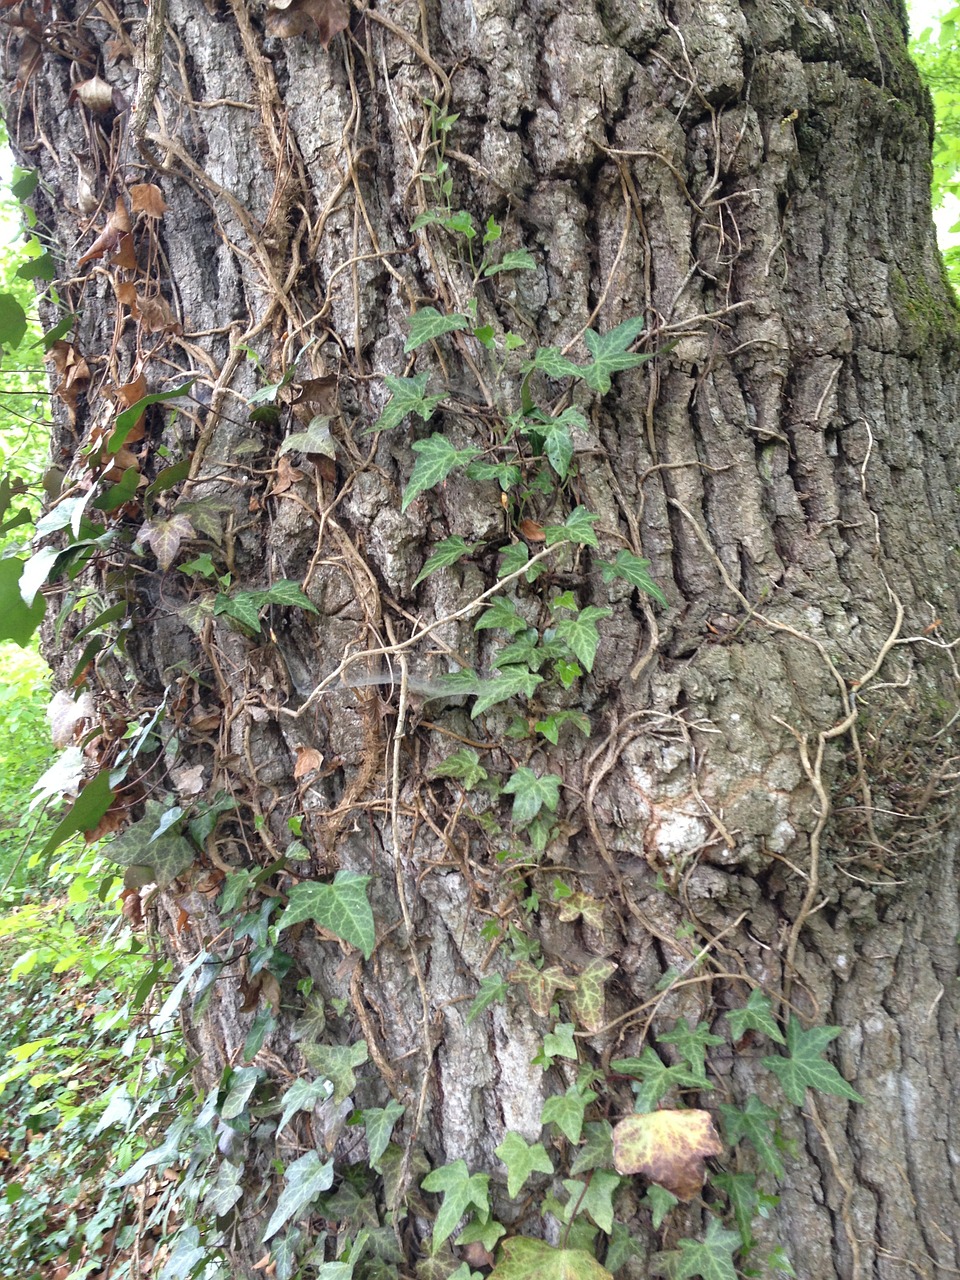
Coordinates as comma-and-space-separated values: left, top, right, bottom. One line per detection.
466, 974, 508, 1024
0, 292, 27, 350
561, 1169, 621, 1233
497, 542, 530, 578
16, 250, 55, 280
495, 1131, 554, 1197
37, 767, 115, 862
279, 416, 336, 458
109, 379, 197, 453
421, 1160, 490, 1253
657, 1018, 725, 1082
515, 965, 576, 1019
568, 959, 617, 1033
502, 767, 561, 826
275, 870, 375, 959
101, 802, 196, 888
651, 1215, 740, 1280
484, 249, 537, 276
262, 1151, 335, 1241
244, 1008, 277, 1061
40, 313, 77, 349
401, 435, 480, 512
271, 1228, 304, 1280
363, 1100, 405, 1166
475, 596, 529, 635
570, 1122, 614, 1177
762, 1018, 864, 1108
643, 1183, 679, 1230
458, 1219, 506, 1254
579, 317, 646, 393
414, 536, 479, 585
300, 1040, 369, 1104
404, 307, 471, 353
488, 1237, 613, 1280
535, 710, 591, 745
277, 1077, 333, 1137
202, 1159, 244, 1216
717, 1096, 785, 1179
215, 590, 264, 633
610, 1048, 704, 1111
0, 557, 46, 646
711, 1171, 759, 1249
544, 506, 601, 548
221, 1066, 264, 1120
11, 167, 38, 199
555, 605, 611, 672
93, 466, 140, 512
432, 747, 489, 790
541, 1084, 596, 1144
520, 347, 583, 380
372, 373, 446, 432
469, 668, 544, 718
724, 989, 786, 1045
466, 459, 521, 489
600, 550, 667, 606
262, 579, 320, 613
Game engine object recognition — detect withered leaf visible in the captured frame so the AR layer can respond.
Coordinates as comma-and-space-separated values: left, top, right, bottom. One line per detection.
518, 517, 546, 542
294, 746, 323, 779
265, 0, 349, 45
612, 1108, 722, 1202
72, 75, 114, 114
129, 182, 168, 217
76, 197, 131, 268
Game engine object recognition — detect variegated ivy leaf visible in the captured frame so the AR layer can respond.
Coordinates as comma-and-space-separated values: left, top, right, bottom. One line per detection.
543, 506, 601, 548
401, 435, 480, 512
139, 513, 194, 570
520, 346, 582, 380
278, 415, 336, 458
431, 747, 489, 790
495, 1131, 554, 1198
274, 870, 375, 959
555, 605, 612, 672
556, 890, 605, 931
568, 958, 617, 1033
600, 548, 667, 606
403, 307, 470, 353
511, 960, 576, 1017
262, 1151, 334, 1242
469, 667, 544, 718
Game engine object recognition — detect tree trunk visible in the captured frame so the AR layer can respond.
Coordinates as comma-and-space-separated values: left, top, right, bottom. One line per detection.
5, 0, 960, 1275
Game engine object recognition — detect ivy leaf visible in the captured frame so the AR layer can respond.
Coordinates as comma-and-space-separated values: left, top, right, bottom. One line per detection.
568, 959, 617, 1033
711, 1171, 760, 1249
363, 1100, 405, 1166
0, 557, 46, 647
475, 596, 529, 635
541, 1084, 596, 1145
600, 550, 667, 606
276, 1077, 334, 1138
414, 535, 479, 585
262, 580, 319, 614
101, 801, 195, 888
275, 870, 375, 959
513, 964, 577, 1018
139, 514, 194, 571
716, 1096, 785, 1179
544, 506, 601, 548
300, 1040, 369, 1104
270, 1228, 304, 1280
202, 1159, 244, 1216
466, 974, 508, 1024
579, 317, 646, 393
421, 1160, 490, 1253
109, 379, 197, 452
657, 1018, 725, 1083
762, 1018, 865, 1107
483, 249, 537, 276
457, 1218, 506, 1253
651, 1215, 740, 1280
495, 1131, 554, 1197
372, 372, 446, 432
469, 668, 544, 717
404, 307, 471, 352
489, 1237, 613, 1280
262, 1150, 335, 1241
432, 747, 489, 790
214, 590, 263, 633
502, 767, 562, 826
724, 989, 786, 1045
561, 1170, 621, 1234
555, 889, 604, 930
609, 1048, 704, 1112
541, 1021, 578, 1060
520, 347, 583, 381
278, 416, 336, 458
466, 459, 521, 488
569, 1121, 614, 1177
498, 542, 530, 578
612, 1109, 722, 1202
643, 1183, 679, 1230
401, 435, 480, 512
555, 605, 612, 672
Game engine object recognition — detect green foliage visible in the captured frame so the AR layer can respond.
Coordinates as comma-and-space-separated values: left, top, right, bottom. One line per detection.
761, 1018, 866, 1107
274, 869, 376, 959
911, 4, 960, 286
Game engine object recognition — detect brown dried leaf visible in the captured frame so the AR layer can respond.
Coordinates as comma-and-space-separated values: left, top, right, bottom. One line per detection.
45, 342, 90, 424
294, 746, 323, 779
115, 373, 147, 441
269, 454, 304, 496
115, 279, 138, 308
76, 197, 131, 267
265, 0, 349, 44
611, 1109, 722, 1201
518, 518, 546, 542
171, 762, 205, 797
73, 75, 113, 114
129, 182, 168, 217
113, 232, 138, 270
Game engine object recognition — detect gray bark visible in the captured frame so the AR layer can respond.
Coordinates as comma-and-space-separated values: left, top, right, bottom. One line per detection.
5, 0, 960, 1274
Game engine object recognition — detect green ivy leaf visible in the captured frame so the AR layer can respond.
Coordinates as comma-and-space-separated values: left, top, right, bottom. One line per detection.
657, 1018, 725, 1083
404, 307, 471, 353
495, 1131, 554, 1197
262, 1151, 335, 1241
402, 434, 480, 512
109, 379, 197, 452
202, 1160, 244, 1216
465, 459, 522, 490
300, 1040, 368, 1104
466, 974, 508, 1024
0, 292, 27, 350
475, 596, 529, 634
0, 557, 46, 647
262, 579, 319, 613
275, 870, 375, 959
579, 317, 646, 393
762, 1018, 864, 1107
214, 590, 265, 633
497, 542, 530, 578
610, 1048, 704, 1112
570, 1121, 614, 1177
555, 605, 612, 672
520, 347, 583, 380
432, 747, 489, 790
502, 766, 561, 826
561, 1169, 621, 1234
541, 1020, 578, 1060
458, 1217, 506, 1252
568, 959, 617, 1033
414, 535, 479, 585
643, 1183, 679, 1230
717, 1096, 785, 1179
488, 1237, 613, 1280
483, 248, 537, 276
711, 1171, 760, 1249
725, 989, 786, 1045
469, 667, 544, 717
100, 800, 195, 888
372, 372, 446, 432
277, 1077, 333, 1137
270, 1228, 303, 1280
544, 506, 601, 548
278, 416, 336, 458
421, 1160, 490, 1253
221, 1066, 264, 1120
243, 1008, 276, 1061
651, 1215, 740, 1280
541, 1084, 596, 1145
363, 1100, 405, 1167
600, 550, 667, 606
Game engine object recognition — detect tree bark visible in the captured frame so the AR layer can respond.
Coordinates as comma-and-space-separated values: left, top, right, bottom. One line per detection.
5, 0, 960, 1275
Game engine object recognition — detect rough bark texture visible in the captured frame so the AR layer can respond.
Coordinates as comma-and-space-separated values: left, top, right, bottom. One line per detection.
5, 0, 960, 1274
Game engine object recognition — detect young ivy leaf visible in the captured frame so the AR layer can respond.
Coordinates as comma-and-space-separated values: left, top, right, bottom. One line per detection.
469, 667, 544, 718
541, 1084, 597, 1145
414, 536, 479, 586
579, 316, 646, 393
431, 747, 489, 790
544, 506, 601, 548
262, 580, 319, 613
656, 1018, 725, 1083
371, 372, 446, 433
483, 248, 537, 276
600, 549, 668, 606
495, 1131, 554, 1198
555, 605, 612, 672
401, 435, 480, 512
404, 306, 471, 353
421, 1160, 490, 1254
560, 1170, 621, 1234
363, 1100, 405, 1166
519, 346, 583, 381
300, 1040, 368, 1104
501, 766, 561, 826
568, 958, 617, 1033
466, 973, 508, 1024
475, 596, 529, 635
274, 870, 375, 959
724, 988, 786, 1045
762, 1017, 865, 1107
276, 1077, 334, 1138
710, 1171, 761, 1250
